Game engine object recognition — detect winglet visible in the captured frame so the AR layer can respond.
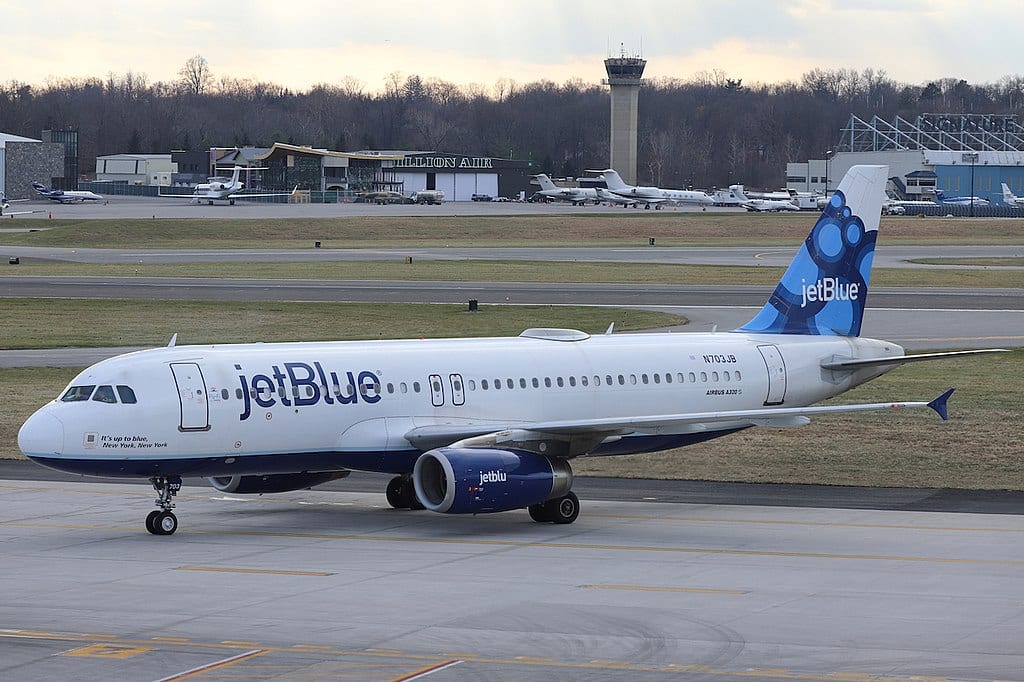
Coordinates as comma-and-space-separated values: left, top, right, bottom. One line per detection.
927, 388, 955, 421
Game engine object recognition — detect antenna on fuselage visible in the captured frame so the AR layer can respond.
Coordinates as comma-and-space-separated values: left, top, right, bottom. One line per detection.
167, 333, 178, 347
604, 323, 615, 335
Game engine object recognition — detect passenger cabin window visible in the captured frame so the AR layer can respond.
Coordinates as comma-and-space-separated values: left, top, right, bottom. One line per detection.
61, 385, 96, 402
116, 385, 137, 404
92, 385, 117, 404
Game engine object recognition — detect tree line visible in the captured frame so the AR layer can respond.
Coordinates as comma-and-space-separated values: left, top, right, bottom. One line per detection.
3, 55, 1024, 189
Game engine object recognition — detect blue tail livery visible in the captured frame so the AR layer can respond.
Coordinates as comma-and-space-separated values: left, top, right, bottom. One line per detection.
738, 164, 887, 337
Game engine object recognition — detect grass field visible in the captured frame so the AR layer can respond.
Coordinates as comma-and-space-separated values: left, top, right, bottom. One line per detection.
3, 213, 1024, 248
5, 259, 1024, 289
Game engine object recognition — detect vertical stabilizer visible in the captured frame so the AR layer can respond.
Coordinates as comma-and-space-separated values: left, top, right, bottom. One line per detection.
534, 174, 557, 191
737, 165, 887, 337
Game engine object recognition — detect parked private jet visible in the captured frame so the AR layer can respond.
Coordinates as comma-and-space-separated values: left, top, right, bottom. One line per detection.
19, 166, 1001, 536
1001, 183, 1024, 208
1, 195, 38, 216
731, 184, 800, 212
935, 190, 990, 207
162, 166, 295, 205
590, 169, 714, 209
31, 183, 104, 204
533, 174, 601, 206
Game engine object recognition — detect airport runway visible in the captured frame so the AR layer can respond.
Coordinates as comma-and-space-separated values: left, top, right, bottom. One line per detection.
1, 477, 1023, 681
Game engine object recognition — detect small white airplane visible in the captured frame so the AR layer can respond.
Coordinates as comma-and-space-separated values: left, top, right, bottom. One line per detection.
163, 166, 294, 206
590, 169, 714, 210
31, 182, 104, 204
1, 195, 39, 216
731, 185, 800, 212
935, 190, 990, 207
19, 165, 1004, 535
1001, 183, 1024, 208
533, 174, 600, 206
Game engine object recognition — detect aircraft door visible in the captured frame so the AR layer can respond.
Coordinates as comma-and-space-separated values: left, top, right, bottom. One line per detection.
170, 362, 210, 431
428, 374, 445, 407
757, 345, 787, 406
449, 374, 465, 406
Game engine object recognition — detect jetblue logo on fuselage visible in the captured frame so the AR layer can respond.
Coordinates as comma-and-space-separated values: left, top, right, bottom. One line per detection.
800, 278, 860, 309
237, 361, 381, 421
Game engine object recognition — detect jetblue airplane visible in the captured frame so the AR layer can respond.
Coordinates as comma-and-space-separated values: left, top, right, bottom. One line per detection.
18, 166, 997, 536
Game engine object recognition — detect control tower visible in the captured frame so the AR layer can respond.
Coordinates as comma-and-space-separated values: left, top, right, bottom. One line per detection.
603, 50, 646, 185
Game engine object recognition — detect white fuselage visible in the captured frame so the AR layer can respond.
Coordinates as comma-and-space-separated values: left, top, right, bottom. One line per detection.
19, 330, 900, 479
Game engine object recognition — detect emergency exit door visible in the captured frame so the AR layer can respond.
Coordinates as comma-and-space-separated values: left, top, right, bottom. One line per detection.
757, 345, 787, 406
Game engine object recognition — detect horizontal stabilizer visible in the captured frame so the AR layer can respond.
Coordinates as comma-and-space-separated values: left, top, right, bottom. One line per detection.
821, 348, 1008, 371
927, 388, 955, 421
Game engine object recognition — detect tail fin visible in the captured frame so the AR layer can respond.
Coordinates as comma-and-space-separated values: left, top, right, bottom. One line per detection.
533, 174, 557, 191
737, 165, 888, 337
729, 184, 749, 202
1002, 183, 1017, 204
598, 169, 628, 191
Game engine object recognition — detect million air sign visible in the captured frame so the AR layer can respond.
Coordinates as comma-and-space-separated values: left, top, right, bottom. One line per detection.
397, 155, 495, 170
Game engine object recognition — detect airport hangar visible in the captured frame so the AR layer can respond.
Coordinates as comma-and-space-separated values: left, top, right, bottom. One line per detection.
787, 113, 1024, 206
83, 144, 535, 201
0, 131, 73, 199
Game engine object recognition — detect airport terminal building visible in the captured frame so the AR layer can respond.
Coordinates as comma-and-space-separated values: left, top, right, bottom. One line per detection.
787, 113, 1024, 208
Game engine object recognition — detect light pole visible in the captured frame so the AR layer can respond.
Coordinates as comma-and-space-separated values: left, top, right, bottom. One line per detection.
824, 150, 834, 198
964, 152, 979, 218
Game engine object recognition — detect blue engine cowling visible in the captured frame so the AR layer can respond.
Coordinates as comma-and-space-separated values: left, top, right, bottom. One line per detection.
412, 447, 573, 514
207, 471, 349, 494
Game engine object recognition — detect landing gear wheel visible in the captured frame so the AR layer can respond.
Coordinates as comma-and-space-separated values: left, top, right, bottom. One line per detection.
528, 503, 550, 523
544, 491, 580, 525
154, 511, 178, 535
386, 476, 404, 508
145, 510, 161, 534
387, 476, 423, 510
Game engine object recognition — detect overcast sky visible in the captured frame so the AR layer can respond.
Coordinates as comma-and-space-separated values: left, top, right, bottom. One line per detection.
4, 1, 1022, 93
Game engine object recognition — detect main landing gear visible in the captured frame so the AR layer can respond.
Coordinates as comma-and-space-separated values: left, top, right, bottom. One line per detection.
146, 475, 181, 535
528, 491, 580, 525
386, 474, 424, 510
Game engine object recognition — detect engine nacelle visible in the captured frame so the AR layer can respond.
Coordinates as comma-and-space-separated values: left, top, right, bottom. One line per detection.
412, 447, 573, 514
207, 470, 349, 494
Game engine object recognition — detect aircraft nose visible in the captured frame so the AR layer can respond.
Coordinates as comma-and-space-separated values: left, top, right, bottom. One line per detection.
18, 409, 64, 457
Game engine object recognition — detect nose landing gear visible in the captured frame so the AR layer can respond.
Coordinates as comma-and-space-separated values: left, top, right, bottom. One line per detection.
146, 476, 181, 535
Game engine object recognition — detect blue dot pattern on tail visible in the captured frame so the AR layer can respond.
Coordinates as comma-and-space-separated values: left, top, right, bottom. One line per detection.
739, 190, 877, 337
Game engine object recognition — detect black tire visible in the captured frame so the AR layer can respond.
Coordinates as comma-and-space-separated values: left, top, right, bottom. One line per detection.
528, 503, 550, 523
154, 511, 178, 535
145, 510, 161, 535
385, 476, 404, 509
402, 480, 424, 510
545, 492, 579, 525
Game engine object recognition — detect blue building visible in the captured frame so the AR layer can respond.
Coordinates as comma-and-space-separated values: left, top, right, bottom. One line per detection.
787, 114, 1024, 209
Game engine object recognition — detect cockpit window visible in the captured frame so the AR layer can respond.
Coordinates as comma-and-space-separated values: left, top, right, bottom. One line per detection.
61, 385, 96, 402
92, 385, 117, 404
116, 385, 137, 404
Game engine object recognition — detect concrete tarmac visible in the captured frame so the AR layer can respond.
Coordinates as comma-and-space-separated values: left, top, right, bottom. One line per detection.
2, 478, 1023, 681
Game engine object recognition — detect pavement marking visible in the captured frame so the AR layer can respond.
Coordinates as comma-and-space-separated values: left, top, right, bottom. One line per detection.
64, 643, 152, 659
390, 659, 463, 681
581, 584, 748, 595
152, 648, 267, 682
0, 629, 951, 682
176, 565, 334, 577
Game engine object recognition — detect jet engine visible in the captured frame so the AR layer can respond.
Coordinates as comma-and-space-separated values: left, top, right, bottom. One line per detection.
207, 471, 350, 494
412, 447, 572, 514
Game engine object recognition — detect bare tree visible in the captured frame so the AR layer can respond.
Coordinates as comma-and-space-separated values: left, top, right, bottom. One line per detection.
179, 55, 212, 96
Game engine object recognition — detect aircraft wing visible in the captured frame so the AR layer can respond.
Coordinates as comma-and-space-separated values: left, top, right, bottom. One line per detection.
404, 390, 954, 455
